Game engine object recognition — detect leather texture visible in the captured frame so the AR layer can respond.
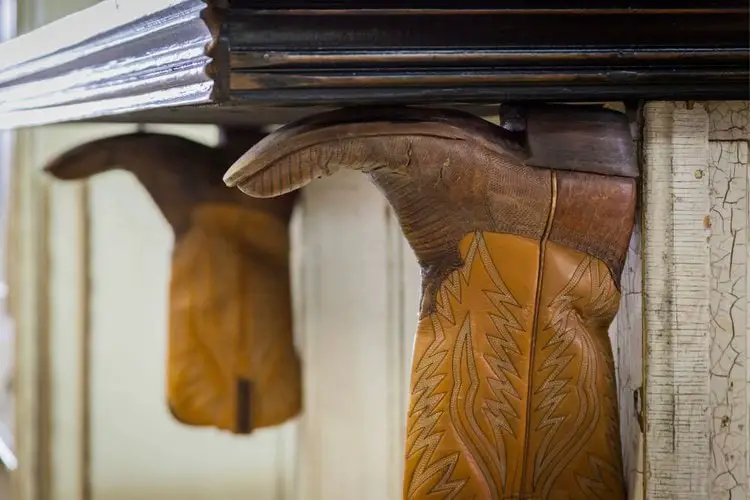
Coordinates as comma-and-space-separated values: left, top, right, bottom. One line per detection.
406, 231, 624, 499
169, 205, 301, 433
44, 130, 302, 434
224, 105, 636, 498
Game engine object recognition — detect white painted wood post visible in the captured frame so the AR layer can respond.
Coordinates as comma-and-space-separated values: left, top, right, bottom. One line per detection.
643, 101, 749, 499
290, 171, 421, 500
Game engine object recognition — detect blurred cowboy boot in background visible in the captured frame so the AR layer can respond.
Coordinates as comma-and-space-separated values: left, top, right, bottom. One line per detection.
45, 127, 301, 434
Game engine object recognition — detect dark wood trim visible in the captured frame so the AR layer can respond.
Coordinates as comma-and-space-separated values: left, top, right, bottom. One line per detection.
218, 7, 749, 105
220, 0, 750, 9
0, 2, 745, 127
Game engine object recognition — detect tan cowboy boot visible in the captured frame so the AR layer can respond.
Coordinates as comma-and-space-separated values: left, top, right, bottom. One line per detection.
224, 105, 636, 498
45, 128, 301, 434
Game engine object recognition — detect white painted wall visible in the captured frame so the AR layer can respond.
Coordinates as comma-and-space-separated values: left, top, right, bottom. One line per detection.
45, 124, 133, 500
85, 125, 297, 500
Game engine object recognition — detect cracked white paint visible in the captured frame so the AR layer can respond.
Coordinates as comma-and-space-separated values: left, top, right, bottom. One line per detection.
707, 106, 749, 499
706, 102, 750, 141
644, 101, 750, 500
643, 102, 712, 499
609, 220, 644, 500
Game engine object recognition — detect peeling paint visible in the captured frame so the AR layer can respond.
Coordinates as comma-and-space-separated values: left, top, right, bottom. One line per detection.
644, 101, 750, 500
644, 102, 711, 500
708, 135, 748, 499
705, 102, 750, 142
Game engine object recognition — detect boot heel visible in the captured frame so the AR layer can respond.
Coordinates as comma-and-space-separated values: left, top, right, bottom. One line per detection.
500, 104, 639, 178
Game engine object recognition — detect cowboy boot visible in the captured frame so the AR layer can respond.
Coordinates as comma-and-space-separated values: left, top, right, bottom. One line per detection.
224, 105, 637, 498
45, 127, 302, 434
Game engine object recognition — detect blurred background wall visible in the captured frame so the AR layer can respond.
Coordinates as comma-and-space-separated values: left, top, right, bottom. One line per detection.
10, 114, 421, 500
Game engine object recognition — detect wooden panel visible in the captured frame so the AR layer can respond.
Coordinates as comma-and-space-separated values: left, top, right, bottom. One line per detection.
7, 1, 123, 498
643, 102, 712, 499
44, 124, 134, 500
47, 175, 88, 500
643, 101, 750, 499
0, 469, 9, 499
6, 124, 49, 500
4, 14, 50, 500
292, 172, 418, 500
